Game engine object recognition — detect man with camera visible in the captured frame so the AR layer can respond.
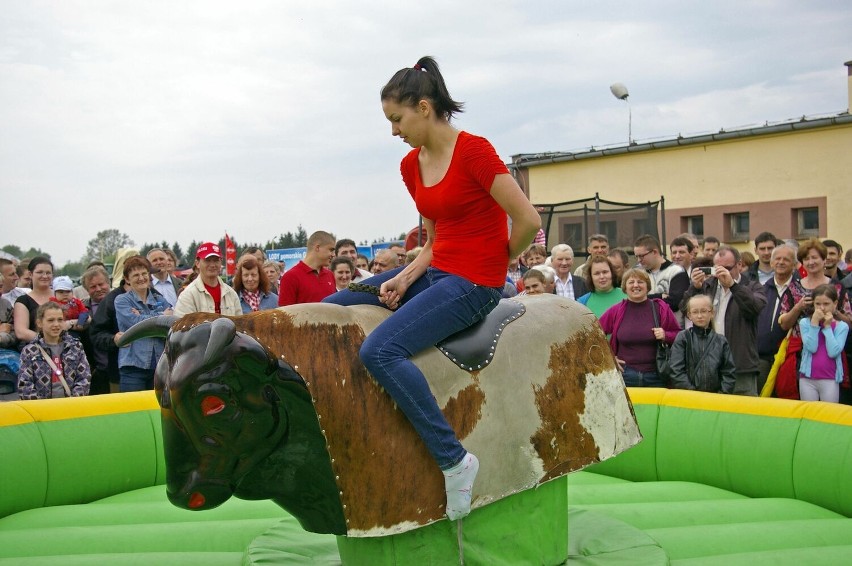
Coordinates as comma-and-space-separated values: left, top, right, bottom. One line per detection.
684, 245, 767, 396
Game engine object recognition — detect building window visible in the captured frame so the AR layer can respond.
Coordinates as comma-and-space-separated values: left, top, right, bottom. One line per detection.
726, 212, 749, 242
560, 222, 583, 248
633, 218, 653, 241
683, 216, 704, 239
599, 221, 617, 246
795, 207, 819, 238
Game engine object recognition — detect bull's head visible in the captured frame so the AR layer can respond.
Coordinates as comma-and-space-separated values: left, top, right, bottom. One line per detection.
119, 314, 346, 534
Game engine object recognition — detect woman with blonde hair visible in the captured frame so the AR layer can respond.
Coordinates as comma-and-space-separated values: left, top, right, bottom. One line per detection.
263, 260, 282, 294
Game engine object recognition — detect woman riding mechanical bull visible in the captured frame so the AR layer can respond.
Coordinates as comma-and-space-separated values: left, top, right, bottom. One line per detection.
324, 55, 541, 521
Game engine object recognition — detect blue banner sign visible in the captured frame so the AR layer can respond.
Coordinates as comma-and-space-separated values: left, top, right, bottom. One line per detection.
266, 242, 402, 272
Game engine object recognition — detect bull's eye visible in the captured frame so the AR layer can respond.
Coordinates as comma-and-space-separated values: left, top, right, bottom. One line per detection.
201, 395, 226, 416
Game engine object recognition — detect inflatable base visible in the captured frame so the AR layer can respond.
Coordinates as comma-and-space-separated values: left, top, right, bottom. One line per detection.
336, 476, 566, 565
5, 390, 852, 564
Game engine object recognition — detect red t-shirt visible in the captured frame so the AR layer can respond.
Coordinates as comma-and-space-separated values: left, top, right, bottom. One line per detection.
401, 131, 510, 287
203, 282, 222, 314
277, 260, 336, 306
49, 297, 88, 320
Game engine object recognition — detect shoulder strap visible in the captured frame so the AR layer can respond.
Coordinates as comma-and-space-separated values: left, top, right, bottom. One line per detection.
692, 332, 715, 369
35, 344, 72, 397
650, 299, 660, 327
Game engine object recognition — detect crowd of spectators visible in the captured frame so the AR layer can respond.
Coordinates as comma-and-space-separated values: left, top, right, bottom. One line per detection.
3, 229, 852, 404
512, 231, 852, 403
0, 232, 415, 398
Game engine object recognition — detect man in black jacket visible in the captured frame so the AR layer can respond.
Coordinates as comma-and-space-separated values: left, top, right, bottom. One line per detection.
89, 280, 129, 394
755, 244, 798, 393
684, 245, 767, 396
746, 232, 782, 285
79, 266, 112, 395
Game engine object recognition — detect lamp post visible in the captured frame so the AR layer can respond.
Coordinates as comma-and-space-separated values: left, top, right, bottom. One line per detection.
609, 83, 632, 145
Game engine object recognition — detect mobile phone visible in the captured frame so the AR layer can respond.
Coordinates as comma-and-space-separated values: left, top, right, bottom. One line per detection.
697, 267, 713, 275
77, 312, 90, 326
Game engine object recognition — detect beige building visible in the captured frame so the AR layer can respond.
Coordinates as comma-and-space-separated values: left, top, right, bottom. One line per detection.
512, 61, 852, 255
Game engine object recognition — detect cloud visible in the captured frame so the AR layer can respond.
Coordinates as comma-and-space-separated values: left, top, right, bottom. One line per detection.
1, 1, 850, 265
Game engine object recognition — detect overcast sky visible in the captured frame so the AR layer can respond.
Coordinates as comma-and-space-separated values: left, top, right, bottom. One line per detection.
2, 1, 850, 266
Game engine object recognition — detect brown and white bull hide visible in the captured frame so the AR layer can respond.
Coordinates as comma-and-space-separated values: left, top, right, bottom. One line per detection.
182, 293, 641, 537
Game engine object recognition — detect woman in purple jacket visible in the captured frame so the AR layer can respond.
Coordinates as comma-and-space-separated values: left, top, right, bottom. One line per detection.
599, 268, 681, 387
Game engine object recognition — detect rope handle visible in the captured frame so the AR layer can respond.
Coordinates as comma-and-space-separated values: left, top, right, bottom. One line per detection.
347, 282, 382, 296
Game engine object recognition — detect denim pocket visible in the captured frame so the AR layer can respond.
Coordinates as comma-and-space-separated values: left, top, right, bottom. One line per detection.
469, 285, 502, 324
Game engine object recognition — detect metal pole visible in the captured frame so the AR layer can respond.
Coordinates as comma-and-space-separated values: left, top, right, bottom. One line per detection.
628, 101, 633, 145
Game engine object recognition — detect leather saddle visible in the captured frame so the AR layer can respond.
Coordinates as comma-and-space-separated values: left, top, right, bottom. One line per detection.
437, 299, 526, 372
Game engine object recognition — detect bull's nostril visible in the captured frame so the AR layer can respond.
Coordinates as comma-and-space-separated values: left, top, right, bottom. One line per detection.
188, 491, 206, 509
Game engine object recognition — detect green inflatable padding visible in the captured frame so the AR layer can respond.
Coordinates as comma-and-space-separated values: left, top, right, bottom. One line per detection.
4, 389, 852, 564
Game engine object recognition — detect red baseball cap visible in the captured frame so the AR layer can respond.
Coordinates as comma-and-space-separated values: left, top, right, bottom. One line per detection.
196, 242, 222, 259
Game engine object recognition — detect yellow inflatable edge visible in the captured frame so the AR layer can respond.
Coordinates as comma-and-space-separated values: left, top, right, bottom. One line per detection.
0, 391, 158, 427
628, 387, 852, 427
4, 388, 851, 428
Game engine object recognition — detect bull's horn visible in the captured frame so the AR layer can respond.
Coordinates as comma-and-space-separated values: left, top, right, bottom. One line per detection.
203, 317, 237, 366
118, 315, 179, 346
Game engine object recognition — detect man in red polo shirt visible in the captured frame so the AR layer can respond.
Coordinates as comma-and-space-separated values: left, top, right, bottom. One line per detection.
278, 231, 337, 306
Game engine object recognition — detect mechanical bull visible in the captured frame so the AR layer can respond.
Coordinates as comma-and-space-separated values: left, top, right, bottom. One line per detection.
120, 294, 641, 537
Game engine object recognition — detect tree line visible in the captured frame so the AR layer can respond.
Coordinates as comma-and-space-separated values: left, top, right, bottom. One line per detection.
4, 225, 407, 278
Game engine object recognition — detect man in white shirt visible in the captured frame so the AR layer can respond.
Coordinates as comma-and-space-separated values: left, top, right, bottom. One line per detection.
147, 248, 182, 308
551, 244, 586, 300
0, 259, 28, 304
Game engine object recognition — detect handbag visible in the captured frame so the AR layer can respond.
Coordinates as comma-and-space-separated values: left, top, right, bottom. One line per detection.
35, 344, 72, 397
0, 348, 20, 395
774, 334, 802, 400
761, 329, 791, 397
650, 300, 672, 384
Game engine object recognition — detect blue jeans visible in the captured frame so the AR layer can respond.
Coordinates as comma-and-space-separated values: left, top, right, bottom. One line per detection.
622, 366, 663, 388
120, 366, 155, 392
324, 267, 502, 469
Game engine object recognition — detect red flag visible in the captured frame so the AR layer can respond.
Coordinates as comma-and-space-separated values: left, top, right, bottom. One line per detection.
224, 233, 237, 276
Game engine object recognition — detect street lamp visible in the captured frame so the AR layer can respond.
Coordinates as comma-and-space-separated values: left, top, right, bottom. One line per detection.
609, 83, 632, 145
